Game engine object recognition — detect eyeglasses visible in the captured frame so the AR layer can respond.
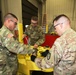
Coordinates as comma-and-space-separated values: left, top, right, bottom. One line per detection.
31, 22, 38, 25
53, 20, 68, 29
54, 23, 63, 28
10, 20, 17, 25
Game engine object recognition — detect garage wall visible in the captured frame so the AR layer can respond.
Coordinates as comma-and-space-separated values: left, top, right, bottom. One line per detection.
46, 0, 76, 31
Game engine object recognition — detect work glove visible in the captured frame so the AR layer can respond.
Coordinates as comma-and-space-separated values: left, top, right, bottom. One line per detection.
32, 48, 38, 56
41, 50, 49, 57
31, 55, 36, 62
31, 48, 38, 62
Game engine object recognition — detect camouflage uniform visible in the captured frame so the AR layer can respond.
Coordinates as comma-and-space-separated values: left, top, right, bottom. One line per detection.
0, 26, 35, 75
35, 28, 76, 75
25, 24, 45, 45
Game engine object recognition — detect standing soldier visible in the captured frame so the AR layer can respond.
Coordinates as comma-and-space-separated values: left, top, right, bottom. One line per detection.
31, 14, 76, 75
0, 13, 36, 75
24, 16, 45, 48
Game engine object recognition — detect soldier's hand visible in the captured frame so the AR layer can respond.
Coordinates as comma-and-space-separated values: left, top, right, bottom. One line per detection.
33, 44, 38, 48
41, 50, 49, 57
31, 55, 36, 62
22, 34, 26, 39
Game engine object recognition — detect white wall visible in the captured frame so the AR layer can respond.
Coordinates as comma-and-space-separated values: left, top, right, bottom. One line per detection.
46, 0, 76, 31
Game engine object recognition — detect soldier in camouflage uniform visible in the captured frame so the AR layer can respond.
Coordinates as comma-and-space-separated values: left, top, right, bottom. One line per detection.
31, 14, 76, 75
24, 16, 45, 48
0, 13, 36, 75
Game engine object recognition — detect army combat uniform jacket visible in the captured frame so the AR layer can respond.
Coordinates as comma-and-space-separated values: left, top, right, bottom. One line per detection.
35, 28, 76, 75
0, 26, 35, 75
25, 24, 45, 45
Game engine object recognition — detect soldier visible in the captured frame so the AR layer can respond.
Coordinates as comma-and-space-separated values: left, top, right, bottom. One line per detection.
0, 13, 36, 75
31, 14, 76, 75
24, 16, 45, 48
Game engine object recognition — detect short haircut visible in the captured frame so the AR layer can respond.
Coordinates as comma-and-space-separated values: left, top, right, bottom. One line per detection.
53, 14, 70, 23
4, 13, 18, 22
31, 16, 38, 21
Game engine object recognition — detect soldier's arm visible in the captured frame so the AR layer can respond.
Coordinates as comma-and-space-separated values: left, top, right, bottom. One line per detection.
33, 40, 62, 69
34, 46, 54, 69
1, 35, 34, 54
35, 28, 45, 46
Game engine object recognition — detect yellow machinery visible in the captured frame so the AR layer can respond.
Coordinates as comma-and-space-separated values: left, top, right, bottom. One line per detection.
17, 23, 53, 75
18, 23, 23, 43
17, 46, 53, 75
